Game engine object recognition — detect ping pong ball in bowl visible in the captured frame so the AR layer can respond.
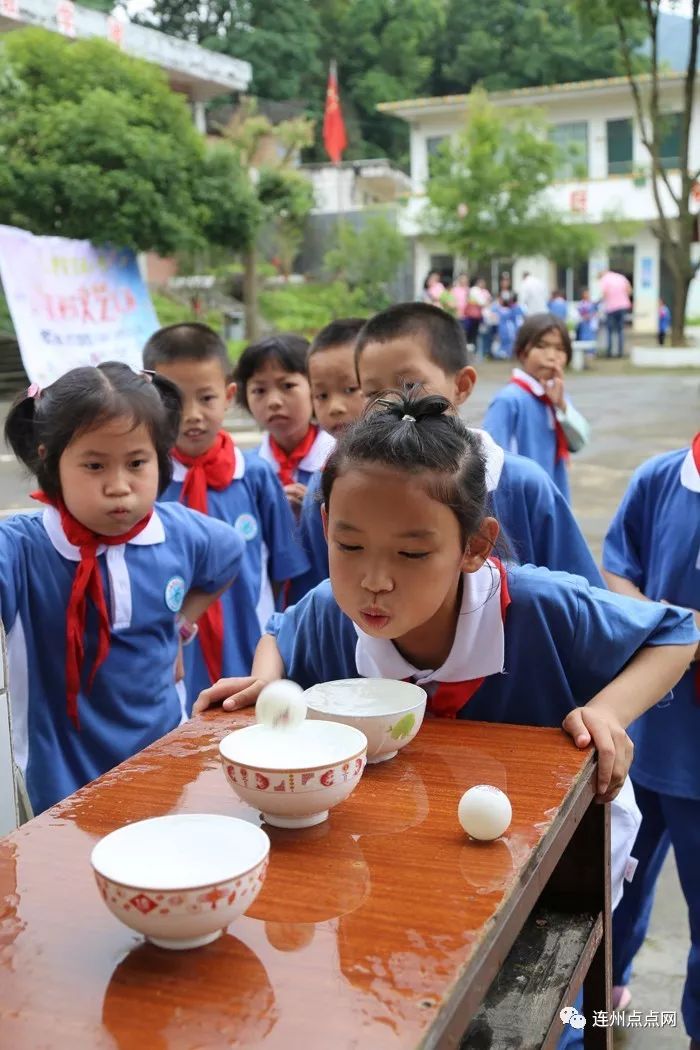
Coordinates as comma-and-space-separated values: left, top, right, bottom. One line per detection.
458, 785, 512, 841
256, 680, 307, 730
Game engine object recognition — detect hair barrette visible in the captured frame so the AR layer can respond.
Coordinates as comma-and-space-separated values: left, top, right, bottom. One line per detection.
401, 413, 416, 422
26, 383, 42, 400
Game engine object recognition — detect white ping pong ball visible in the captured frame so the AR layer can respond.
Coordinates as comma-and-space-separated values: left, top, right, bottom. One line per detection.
458, 785, 512, 841
256, 680, 307, 730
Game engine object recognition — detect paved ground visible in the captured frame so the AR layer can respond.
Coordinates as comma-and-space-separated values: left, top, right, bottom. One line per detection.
0, 359, 697, 1044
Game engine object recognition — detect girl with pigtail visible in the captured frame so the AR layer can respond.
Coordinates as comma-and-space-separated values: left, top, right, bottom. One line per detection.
1, 362, 244, 814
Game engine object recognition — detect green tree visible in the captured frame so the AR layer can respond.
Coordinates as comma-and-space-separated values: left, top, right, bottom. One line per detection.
425, 89, 598, 268
323, 214, 407, 311
577, 0, 699, 344
432, 0, 645, 96
194, 146, 261, 254
311, 0, 443, 161
0, 29, 204, 253
220, 101, 316, 337
257, 168, 316, 278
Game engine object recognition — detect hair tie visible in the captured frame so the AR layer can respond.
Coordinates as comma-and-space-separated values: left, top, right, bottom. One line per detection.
401, 413, 416, 422
27, 383, 42, 400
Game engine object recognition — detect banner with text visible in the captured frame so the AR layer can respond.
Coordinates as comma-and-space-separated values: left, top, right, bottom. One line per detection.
0, 226, 159, 385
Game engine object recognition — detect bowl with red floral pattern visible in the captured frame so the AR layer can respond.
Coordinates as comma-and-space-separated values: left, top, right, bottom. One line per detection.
91, 813, 270, 950
219, 720, 368, 830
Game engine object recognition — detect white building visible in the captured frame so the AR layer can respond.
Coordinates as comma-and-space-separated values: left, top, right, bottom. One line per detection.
301, 158, 412, 214
0, 0, 251, 130
378, 74, 700, 333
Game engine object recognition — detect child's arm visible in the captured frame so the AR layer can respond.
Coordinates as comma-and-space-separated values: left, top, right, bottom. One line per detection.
605, 569, 700, 657
563, 640, 696, 802
192, 634, 284, 714
179, 583, 231, 625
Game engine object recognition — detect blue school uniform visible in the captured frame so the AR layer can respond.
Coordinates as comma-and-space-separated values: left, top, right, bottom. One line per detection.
255, 429, 336, 489
658, 304, 671, 335
291, 431, 602, 595
547, 297, 568, 321
267, 567, 695, 726
0, 503, 243, 814
576, 300, 598, 342
492, 303, 523, 357
604, 447, 700, 1037
483, 369, 571, 501
161, 447, 309, 702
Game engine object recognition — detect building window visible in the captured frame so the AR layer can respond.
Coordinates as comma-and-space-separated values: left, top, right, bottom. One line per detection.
607, 118, 633, 175
659, 112, 682, 170
549, 121, 589, 179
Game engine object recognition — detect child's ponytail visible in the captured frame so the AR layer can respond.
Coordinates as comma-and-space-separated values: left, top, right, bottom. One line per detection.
4, 386, 43, 478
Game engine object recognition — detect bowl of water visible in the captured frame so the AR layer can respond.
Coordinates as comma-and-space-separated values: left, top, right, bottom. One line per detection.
219, 720, 368, 829
92, 813, 270, 950
304, 678, 427, 764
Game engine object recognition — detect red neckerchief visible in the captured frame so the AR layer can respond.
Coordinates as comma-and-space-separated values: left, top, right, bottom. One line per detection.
693, 433, 700, 473
428, 559, 511, 719
172, 430, 236, 515
510, 376, 570, 463
269, 425, 318, 486
32, 492, 152, 729
171, 431, 236, 684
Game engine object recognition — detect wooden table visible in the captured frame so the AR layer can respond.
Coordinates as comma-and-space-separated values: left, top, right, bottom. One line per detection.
0, 714, 611, 1049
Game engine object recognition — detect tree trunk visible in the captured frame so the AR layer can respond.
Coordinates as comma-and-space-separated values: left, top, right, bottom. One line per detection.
243, 243, 259, 342
671, 271, 691, 346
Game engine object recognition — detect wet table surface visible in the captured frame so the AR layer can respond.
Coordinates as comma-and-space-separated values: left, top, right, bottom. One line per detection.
0, 713, 596, 1050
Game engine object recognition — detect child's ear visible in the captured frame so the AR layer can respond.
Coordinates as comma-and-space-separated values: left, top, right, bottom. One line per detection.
321, 504, 329, 540
225, 382, 237, 405
452, 366, 477, 406
461, 517, 500, 573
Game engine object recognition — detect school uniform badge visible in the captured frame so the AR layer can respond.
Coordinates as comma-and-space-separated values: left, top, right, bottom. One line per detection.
234, 513, 258, 542
165, 576, 186, 612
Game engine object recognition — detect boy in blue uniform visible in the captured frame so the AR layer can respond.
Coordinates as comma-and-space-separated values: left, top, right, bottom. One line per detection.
1, 363, 244, 812
354, 302, 602, 583
603, 436, 700, 1048
294, 318, 367, 597
484, 313, 590, 502
144, 323, 309, 706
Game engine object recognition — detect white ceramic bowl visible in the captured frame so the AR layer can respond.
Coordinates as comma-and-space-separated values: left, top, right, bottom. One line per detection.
304, 678, 427, 763
220, 720, 368, 829
91, 813, 270, 950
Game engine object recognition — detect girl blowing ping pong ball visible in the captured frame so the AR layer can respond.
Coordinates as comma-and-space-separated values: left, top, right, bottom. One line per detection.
196, 390, 698, 805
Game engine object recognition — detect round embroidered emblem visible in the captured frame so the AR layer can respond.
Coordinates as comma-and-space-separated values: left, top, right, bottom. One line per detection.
235, 513, 258, 542
165, 575, 186, 612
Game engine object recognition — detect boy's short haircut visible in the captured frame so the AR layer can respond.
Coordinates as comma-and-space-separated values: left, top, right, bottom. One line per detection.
514, 313, 573, 366
308, 318, 367, 359
143, 322, 231, 376
355, 302, 468, 376
234, 334, 310, 411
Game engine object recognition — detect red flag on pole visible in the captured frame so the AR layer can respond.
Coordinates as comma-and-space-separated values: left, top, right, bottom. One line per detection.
323, 60, 347, 165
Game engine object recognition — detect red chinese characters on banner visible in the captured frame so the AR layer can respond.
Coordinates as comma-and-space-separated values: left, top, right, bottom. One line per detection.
33, 284, 138, 325
56, 0, 76, 36
569, 189, 587, 214
106, 16, 124, 47
0, 0, 20, 20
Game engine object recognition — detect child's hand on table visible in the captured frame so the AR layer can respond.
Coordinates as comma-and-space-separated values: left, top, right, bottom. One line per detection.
561, 704, 634, 804
193, 677, 269, 714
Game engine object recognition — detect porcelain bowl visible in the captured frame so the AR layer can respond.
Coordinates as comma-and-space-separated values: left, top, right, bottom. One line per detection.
304, 678, 427, 763
219, 720, 368, 829
91, 813, 270, 950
